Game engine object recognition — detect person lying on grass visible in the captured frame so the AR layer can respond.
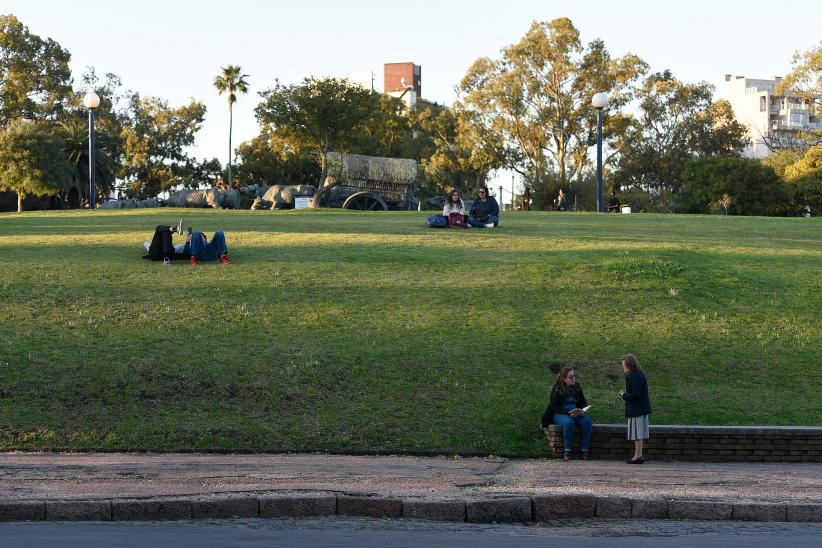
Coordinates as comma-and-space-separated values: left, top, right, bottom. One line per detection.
143, 224, 188, 263
143, 225, 231, 265
188, 230, 231, 266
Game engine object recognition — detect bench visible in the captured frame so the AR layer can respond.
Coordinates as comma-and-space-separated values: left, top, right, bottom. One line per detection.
544, 424, 822, 462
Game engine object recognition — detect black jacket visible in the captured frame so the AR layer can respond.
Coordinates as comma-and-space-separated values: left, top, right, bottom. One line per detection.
145, 225, 190, 261
469, 197, 499, 222
540, 380, 588, 429
622, 370, 652, 418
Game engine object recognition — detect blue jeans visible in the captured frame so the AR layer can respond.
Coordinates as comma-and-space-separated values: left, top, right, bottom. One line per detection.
552, 414, 593, 452
190, 230, 228, 261
466, 214, 499, 227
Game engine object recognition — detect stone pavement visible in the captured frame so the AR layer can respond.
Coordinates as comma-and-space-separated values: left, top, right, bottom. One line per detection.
2, 453, 822, 522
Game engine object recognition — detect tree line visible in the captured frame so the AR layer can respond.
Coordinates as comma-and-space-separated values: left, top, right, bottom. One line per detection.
1, 14, 820, 215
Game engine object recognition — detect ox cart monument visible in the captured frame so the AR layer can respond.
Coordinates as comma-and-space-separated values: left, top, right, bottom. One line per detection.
321, 152, 418, 211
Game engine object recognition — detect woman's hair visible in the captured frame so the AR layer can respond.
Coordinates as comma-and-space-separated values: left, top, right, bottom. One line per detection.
446, 189, 462, 207
557, 366, 577, 398
622, 354, 640, 372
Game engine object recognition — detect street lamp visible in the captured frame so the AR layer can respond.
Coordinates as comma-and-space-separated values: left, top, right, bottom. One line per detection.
83, 92, 101, 209
592, 92, 608, 213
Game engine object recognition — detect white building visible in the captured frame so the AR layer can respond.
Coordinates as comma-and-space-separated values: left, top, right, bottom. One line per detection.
719, 74, 821, 158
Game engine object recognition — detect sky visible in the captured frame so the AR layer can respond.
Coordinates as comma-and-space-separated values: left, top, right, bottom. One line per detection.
4, 0, 822, 193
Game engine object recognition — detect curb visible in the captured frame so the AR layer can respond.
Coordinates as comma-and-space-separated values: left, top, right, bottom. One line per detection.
2, 493, 822, 524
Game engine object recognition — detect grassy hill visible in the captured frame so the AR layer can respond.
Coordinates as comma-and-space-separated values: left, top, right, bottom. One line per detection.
1, 209, 820, 456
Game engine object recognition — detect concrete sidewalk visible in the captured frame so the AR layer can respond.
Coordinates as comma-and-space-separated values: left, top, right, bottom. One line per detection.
2, 453, 822, 522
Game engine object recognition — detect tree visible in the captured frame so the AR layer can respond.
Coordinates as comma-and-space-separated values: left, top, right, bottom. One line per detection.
677, 156, 787, 215
458, 18, 647, 194
58, 120, 115, 207
0, 121, 72, 211
255, 77, 379, 207
0, 15, 72, 126
235, 132, 319, 187
213, 65, 249, 186
777, 41, 822, 147
410, 101, 500, 197
119, 94, 207, 198
784, 145, 822, 211
613, 71, 748, 197
176, 157, 224, 189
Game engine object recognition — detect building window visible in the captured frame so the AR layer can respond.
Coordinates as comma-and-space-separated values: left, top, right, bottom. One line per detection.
760, 97, 766, 111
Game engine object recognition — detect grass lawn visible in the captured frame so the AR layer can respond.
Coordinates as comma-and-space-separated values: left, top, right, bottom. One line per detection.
1, 208, 820, 457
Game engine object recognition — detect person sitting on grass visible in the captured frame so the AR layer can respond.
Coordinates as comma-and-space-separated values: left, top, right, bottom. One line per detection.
466, 186, 499, 228
443, 188, 466, 227
607, 191, 621, 213
189, 230, 231, 266
540, 366, 592, 461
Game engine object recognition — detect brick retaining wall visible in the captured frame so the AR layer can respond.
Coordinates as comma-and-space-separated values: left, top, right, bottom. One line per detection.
544, 424, 822, 462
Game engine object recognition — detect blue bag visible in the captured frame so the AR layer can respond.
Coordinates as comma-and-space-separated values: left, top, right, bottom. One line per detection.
427, 214, 448, 228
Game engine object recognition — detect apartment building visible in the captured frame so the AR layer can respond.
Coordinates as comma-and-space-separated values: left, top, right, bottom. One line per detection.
719, 74, 821, 158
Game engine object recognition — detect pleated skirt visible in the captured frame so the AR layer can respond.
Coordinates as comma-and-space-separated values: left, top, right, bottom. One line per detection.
627, 415, 650, 440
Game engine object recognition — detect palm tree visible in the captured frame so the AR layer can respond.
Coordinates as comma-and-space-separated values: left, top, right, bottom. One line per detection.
213, 66, 250, 187
59, 120, 114, 207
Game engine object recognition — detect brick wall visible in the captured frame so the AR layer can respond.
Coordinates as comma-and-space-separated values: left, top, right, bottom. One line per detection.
384, 62, 421, 96
545, 424, 822, 462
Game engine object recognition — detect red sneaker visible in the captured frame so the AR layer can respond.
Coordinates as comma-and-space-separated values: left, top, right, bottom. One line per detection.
219, 255, 231, 265
190, 256, 199, 266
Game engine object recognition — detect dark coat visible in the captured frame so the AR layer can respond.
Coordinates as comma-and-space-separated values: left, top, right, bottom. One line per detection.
145, 225, 189, 261
469, 197, 499, 222
540, 380, 588, 429
622, 370, 652, 418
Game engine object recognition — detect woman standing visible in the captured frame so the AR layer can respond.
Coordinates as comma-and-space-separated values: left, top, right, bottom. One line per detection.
619, 354, 652, 464
541, 366, 592, 460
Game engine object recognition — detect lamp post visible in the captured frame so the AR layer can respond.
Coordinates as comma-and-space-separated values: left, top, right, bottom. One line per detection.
591, 92, 608, 213
83, 92, 101, 209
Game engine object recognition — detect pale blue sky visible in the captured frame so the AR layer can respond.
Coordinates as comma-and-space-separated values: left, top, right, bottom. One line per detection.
4, 0, 821, 192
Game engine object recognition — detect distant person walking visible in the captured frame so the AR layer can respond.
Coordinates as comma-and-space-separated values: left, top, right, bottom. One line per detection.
554, 188, 567, 211
619, 354, 651, 464
521, 187, 531, 211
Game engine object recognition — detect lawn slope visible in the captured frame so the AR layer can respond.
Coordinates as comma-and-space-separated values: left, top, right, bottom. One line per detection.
1, 209, 820, 456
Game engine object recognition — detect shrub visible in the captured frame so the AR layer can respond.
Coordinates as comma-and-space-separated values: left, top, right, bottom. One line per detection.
677, 156, 788, 215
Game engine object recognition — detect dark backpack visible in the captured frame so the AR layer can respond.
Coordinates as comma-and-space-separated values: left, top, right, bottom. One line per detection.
427, 214, 448, 228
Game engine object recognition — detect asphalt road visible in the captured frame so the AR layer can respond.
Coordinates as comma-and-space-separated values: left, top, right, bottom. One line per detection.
3, 518, 822, 547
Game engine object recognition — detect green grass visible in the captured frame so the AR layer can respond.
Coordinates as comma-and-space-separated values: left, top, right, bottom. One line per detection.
1, 209, 820, 456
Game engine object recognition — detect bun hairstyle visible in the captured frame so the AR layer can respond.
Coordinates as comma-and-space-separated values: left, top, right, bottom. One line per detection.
621, 354, 640, 372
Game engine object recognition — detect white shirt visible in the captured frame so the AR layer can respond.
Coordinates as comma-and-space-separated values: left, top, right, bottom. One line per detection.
443, 202, 465, 216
